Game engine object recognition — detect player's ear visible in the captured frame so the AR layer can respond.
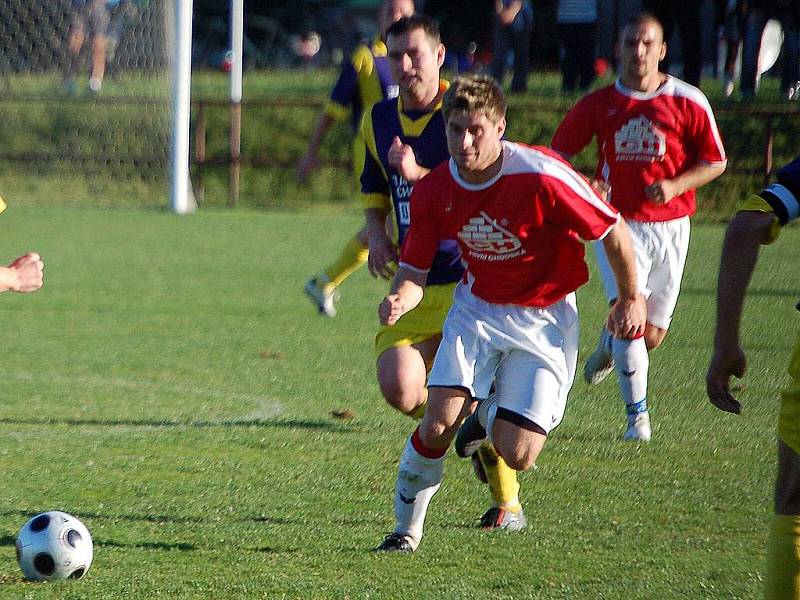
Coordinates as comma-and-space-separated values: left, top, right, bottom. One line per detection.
658, 41, 667, 61
437, 43, 445, 68
496, 116, 506, 138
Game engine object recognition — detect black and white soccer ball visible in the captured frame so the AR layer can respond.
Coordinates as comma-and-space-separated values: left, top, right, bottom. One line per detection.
15, 511, 93, 581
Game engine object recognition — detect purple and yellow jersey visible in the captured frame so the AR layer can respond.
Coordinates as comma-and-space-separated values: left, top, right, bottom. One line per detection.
359, 82, 463, 287
324, 40, 397, 134
741, 157, 800, 452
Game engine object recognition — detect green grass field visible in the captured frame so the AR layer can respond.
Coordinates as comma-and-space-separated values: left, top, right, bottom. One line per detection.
0, 206, 795, 598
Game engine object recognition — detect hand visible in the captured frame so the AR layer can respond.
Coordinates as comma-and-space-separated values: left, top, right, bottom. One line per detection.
9, 252, 44, 293
296, 153, 318, 184
606, 294, 647, 339
378, 294, 405, 325
706, 347, 746, 414
644, 180, 679, 205
590, 179, 611, 202
368, 231, 399, 280
388, 137, 422, 183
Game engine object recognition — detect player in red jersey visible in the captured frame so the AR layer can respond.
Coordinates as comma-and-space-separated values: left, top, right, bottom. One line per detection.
375, 74, 646, 552
552, 13, 726, 442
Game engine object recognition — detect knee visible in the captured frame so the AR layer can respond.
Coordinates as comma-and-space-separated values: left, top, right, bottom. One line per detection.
644, 327, 667, 350
494, 440, 539, 471
500, 449, 537, 472
418, 417, 455, 448
378, 376, 422, 415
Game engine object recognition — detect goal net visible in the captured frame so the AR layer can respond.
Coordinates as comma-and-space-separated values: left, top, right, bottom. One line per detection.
0, 0, 176, 208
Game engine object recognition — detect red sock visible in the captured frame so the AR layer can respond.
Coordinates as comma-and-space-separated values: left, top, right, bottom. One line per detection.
410, 427, 447, 459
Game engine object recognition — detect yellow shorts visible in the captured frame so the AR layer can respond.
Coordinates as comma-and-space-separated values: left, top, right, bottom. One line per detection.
375, 283, 457, 358
779, 336, 800, 454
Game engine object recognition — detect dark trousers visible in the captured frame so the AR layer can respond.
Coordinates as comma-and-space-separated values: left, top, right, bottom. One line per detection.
644, 0, 702, 87
491, 24, 532, 92
558, 22, 597, 91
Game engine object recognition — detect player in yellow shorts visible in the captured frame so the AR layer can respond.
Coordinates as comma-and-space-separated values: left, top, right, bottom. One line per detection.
707, 155, 800, 598
299, 0, 414, 317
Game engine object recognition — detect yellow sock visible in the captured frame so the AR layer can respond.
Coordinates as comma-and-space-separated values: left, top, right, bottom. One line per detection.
478, 443, 521, 511
765, 514, 800, 599
322, 235, 369, 290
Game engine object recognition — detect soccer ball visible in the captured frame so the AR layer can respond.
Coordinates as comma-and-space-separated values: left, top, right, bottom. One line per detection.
15, 511, 93, 581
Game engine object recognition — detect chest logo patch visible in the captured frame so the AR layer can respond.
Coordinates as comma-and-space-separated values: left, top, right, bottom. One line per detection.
614, 115, 666, 162
458, 211, 524, 259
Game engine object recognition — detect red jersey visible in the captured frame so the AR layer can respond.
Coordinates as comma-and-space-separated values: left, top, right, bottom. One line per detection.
400, 142, 620, 307
551, 77, 726, 222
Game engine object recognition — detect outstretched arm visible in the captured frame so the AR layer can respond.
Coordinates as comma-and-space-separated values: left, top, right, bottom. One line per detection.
706, 211, 775, 414
378, 265, 427, 326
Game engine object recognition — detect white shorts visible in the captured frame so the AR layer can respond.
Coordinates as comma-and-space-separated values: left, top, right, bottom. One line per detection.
427, 283, 578, 434
593, 216, 690, 331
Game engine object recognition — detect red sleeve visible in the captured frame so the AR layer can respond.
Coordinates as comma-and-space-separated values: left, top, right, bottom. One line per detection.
542, 158, 619, 241
687, 97, 726, 164
551, 95, 597, 157
398, 177, 442, 272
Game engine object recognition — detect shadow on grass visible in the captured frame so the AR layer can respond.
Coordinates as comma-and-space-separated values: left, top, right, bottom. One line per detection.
0, 509, 295, 527
0, 417, 356, 432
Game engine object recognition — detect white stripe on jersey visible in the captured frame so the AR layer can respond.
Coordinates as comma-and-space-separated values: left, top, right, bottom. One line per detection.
666, 78, 727, 163
503, 142, 620, 221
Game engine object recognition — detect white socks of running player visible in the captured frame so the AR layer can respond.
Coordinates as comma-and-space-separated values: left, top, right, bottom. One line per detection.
393, 430, 444, 550
610, 334, 650, 440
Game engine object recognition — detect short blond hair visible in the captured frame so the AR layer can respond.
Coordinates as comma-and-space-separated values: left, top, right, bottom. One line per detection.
442, 75, 506, 125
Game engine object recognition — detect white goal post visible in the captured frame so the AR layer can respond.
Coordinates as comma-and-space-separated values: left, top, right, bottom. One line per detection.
169, 0, 195, 214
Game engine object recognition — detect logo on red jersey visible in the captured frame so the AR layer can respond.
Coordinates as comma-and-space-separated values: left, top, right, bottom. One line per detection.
458, 212, 525, 261
614, 116, 666, 163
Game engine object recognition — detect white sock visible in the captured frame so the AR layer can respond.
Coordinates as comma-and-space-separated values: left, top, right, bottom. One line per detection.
393, 435, 444, 548
611, 336, 649, 415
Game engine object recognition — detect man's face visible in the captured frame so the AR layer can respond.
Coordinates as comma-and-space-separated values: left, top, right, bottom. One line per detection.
446, 111, 505, 174
620, 21, 666, 80
379, 0, 414, 34
387, 28, 444, 97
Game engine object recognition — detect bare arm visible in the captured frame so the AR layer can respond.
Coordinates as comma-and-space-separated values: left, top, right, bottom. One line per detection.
378, 265, 427, 325
296, 113, 336, 183
706, 211, 775, 414
0, 253, 44, 293
645, 161, 727, 204
365, 207, 398, 280
601, 219, 647, 338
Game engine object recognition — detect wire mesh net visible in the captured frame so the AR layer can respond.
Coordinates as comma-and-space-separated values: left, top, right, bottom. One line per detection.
0, 0, 172, 207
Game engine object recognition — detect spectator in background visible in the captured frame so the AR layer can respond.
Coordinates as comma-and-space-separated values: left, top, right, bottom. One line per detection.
721, 0, 746, 97
490, 0, 534, 93
643, 0, 702, 87
596, 0, 641, 73
557, 0, 599, 92
64, 0, 119, 94
740, 0, 800, 100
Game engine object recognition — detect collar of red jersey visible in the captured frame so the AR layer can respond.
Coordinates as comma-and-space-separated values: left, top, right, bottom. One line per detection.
614, 75, 673, 100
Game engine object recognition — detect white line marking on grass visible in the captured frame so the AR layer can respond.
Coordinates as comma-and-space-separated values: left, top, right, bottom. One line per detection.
9, 371, 284, 423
